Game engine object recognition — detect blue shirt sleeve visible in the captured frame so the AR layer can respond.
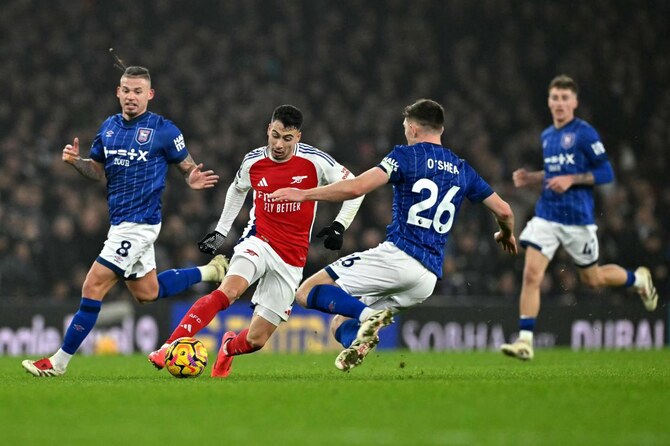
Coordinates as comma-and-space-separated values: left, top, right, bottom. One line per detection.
579, 124, 614, 184
160, 120, 189, 164
463, 162, 494, 203
579, 125, 608, 164
378, 146, 405, 184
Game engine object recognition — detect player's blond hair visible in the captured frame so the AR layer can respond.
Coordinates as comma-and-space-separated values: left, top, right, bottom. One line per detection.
122, 66, 151, 83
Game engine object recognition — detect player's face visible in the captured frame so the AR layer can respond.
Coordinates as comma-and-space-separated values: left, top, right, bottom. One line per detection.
267, 120, 301, 161
548, 87, 578, 127
117, 76, 154, 120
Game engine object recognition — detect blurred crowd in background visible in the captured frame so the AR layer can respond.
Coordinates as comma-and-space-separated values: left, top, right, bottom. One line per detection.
1, 0, 668, 306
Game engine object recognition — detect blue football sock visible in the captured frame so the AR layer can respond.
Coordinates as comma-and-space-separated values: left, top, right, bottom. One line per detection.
519, 317, 536, 332
62, 297, 102, 355
157, 267, 202, 299
306, 285, 366, 319
334, 319, 360, 348
624, 270, 635, 288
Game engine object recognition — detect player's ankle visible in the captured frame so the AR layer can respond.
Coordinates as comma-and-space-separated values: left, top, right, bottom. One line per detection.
518, 330, 533, 343
633, 269, 645, 289
50, 349, 72, 370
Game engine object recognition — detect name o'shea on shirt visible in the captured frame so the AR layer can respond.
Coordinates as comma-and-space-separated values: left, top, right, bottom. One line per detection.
427, 158, 459, 174
257, 190, 302, 213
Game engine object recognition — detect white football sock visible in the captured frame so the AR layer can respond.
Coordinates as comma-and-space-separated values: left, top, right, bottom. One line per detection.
359, 308, 376, 322
633, 270, 645, 289
198, 265, 217, 282
518, 330, 534, 343
50, 349, 73, 370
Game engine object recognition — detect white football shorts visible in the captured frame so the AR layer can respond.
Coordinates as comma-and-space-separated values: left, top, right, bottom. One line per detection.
228, 235, 301, 325
325, 241, 437, 314
97, 222, 161, 279
519, 216, 599, 266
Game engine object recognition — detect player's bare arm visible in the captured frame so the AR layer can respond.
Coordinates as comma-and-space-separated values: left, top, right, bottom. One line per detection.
176, 154, 219, 190
512, 168, 544, 188
272, 166, 387, 202
62, 137, 105, 181
482, 193, 518, 255
545, 172, 594, 194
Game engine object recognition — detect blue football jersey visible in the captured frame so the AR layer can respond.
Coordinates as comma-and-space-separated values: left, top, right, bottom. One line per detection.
89, 111, 189, 225
378, 142, 493, 278
535, 118, 611, 225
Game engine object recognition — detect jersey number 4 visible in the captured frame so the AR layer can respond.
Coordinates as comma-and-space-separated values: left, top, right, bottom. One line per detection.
407, 180, 460, 234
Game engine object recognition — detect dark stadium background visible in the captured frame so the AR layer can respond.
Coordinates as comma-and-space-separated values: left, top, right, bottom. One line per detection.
0, 1, 667, 351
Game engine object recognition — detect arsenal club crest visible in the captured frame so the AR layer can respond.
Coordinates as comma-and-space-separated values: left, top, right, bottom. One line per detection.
560, 132, 576, 149
135, 127, 154, 145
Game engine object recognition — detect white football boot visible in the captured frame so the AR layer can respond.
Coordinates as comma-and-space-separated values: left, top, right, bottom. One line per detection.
500, 339, 534, 361
635, 267, 658, 311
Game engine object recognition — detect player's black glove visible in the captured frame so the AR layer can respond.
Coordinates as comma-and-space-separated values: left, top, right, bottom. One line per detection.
316, 221, 345, 250
198, 231, 226, 255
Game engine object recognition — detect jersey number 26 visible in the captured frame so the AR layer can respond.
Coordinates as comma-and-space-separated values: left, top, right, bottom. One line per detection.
407, 180, 460, 234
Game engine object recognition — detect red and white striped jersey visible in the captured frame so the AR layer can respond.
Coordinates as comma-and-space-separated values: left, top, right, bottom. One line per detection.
219, 143, 358, 267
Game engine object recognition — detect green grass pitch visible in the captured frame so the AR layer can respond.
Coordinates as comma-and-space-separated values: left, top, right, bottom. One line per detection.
2, 349, 668, 445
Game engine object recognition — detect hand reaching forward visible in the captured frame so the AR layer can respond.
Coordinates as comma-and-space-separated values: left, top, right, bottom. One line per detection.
494, 231, 518, 255
270, 187, 306, 202
198, 231, 226, 255
62, 137, 81, 164
512, 168, 530, 188
188, 163, 219, 190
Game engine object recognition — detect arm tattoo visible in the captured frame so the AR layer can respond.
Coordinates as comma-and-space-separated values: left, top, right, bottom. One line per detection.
571, 172, 595, 185
177, 154, 197, 180
72, 158, 104, 181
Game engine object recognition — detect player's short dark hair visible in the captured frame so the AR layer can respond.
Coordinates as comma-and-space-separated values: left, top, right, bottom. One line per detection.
403, 99, 444, 131
122, 66, 151, 82
548, 74, 578, 95
271, 105, 303, 130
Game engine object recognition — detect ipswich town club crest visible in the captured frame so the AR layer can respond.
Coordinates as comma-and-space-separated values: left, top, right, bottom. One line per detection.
135, 128, 154, 145
560, 132, 576, 149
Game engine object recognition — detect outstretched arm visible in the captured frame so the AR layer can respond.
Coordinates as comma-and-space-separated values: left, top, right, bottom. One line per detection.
176, 154, 219, 190
62, 137, 105, 181
271, 166, 389, 202
482, 192, 517, 255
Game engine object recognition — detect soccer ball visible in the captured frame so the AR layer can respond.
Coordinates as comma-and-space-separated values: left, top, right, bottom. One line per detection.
165, 337, 208, 378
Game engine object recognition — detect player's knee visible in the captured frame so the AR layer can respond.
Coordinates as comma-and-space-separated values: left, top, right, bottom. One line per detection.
218, 281, 244, 302
294, 283, 312, 307
82, 277, 113, 300
522, 267, 544, 287
131, 290, 158, 303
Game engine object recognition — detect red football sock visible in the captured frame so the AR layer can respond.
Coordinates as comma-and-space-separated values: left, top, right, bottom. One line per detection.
166, 290, 230, 344
226, 328, 261, 356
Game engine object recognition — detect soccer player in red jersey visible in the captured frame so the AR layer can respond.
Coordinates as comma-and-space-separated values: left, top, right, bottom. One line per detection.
148, 104, 363, 377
